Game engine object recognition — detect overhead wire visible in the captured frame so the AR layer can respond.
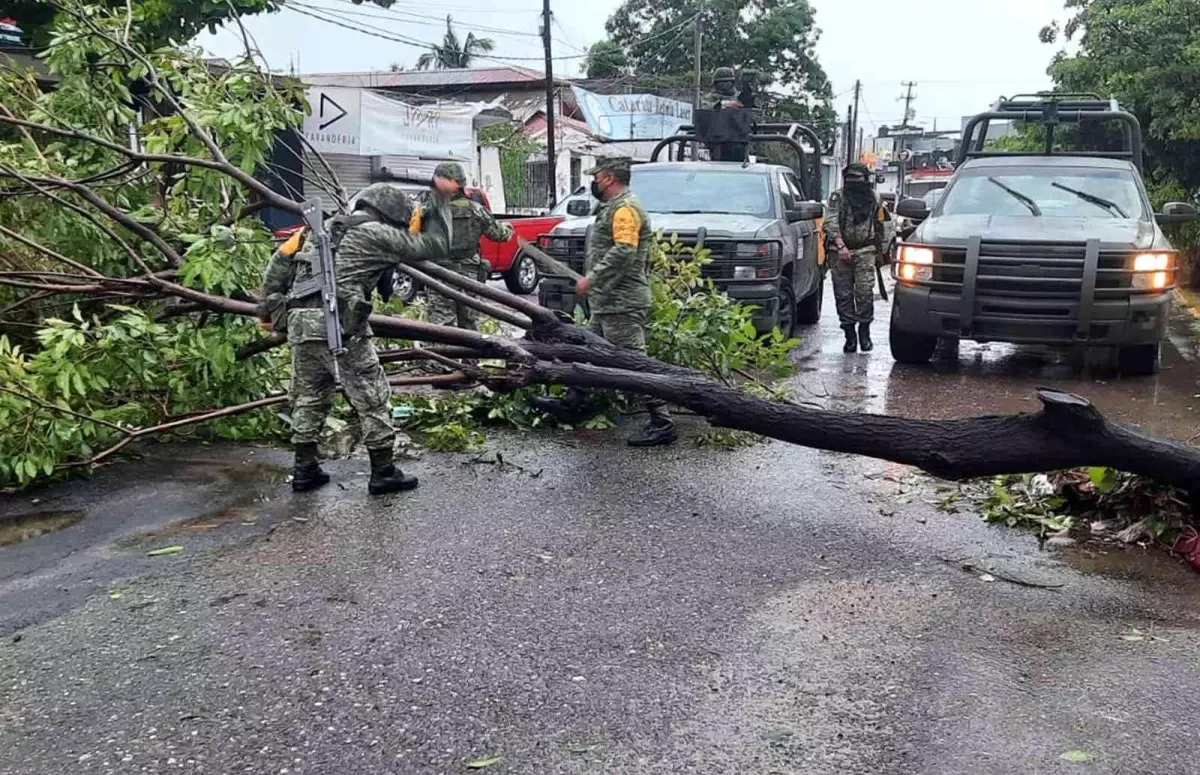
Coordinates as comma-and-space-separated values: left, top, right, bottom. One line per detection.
285, 3, 589, 63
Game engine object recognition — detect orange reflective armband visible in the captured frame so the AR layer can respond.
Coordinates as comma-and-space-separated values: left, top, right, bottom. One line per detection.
611, 206, 642, 247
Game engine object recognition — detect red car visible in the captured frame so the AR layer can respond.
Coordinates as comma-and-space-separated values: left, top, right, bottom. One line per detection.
272, 184, 563, 300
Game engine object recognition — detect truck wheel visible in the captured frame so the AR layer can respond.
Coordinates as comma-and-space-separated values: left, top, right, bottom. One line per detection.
395, 271, 420, 303
776, 282, 796, 338
795, 277, 824, 325
1117, 343, 1160, 376
889, 326, 938, 364
504, 253, 540, 295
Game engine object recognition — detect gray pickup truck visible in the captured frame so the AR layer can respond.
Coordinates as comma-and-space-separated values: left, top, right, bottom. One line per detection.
890, 94, 1197, 375
537, 161, 825, 336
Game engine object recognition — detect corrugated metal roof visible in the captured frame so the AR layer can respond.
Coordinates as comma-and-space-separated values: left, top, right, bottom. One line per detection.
303, 66, 570, 90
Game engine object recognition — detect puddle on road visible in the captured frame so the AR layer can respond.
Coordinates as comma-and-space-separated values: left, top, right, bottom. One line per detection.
1059, 545, 1200, 599
0, 510, 85, 547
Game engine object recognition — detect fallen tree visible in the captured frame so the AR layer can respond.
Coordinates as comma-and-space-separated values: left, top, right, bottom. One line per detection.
2, 1, 1200, 499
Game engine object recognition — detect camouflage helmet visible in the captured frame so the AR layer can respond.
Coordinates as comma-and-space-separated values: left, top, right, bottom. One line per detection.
713, 66, 735, 84
433, 161, 467, 186
354, 183, 413, 225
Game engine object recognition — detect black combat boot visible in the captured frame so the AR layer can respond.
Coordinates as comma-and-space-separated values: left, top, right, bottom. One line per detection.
858, 322, 874, 352
367, 447, 419, 495
292, 443, 330, 493
627, 408, 678, 448
842, 325, 858, 354
531, 387, 596, 425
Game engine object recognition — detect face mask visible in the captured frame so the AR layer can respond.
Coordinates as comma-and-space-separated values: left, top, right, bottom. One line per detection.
590, 180, 605, 201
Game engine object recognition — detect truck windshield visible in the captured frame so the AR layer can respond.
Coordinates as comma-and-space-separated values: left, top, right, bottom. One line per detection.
939, 167, 1146, 220
631, 169, 774, 217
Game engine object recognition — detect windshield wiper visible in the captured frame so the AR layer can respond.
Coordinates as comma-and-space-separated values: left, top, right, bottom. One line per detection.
987, 177, 1041, 216
1051, 181, 1128, 218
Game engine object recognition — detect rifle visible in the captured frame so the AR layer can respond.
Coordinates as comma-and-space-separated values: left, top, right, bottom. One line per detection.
289, 199, 345, 384
876, 264, 889, 302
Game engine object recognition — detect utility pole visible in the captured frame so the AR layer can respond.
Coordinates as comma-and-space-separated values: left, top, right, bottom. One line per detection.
541, 0, 557, 208
845, 104, 854, 164
849, 79, 861, 165
897, 81, 917, 198
692, 13, 702, 161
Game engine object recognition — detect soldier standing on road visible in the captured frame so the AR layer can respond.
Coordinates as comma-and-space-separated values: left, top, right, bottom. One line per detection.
532, 158, 677, 447
258, 184, 446, 495
409, 162, 514, 330
825, 163, 891, 353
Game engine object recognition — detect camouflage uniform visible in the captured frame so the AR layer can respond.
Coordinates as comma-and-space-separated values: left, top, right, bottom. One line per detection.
824, 189, 888, 328
412, 161, 514, 330
533, 158, 675, 446
258, 184, 446, 493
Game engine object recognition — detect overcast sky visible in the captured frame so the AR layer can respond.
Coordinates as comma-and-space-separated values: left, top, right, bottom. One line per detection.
202, 0, 1071, 137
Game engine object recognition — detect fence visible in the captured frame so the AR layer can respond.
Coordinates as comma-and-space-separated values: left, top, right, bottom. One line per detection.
506, 159, 551, 212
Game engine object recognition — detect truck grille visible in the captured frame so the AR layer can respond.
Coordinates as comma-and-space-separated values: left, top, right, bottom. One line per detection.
545, 238, 774, 281
934, 241, 1133, 300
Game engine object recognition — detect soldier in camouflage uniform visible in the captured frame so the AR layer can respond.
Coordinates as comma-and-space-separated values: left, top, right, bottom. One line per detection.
258, 184, 446, 494
409, 161, 514, 330
824, 163, 891, 353
532, 158, 677, 447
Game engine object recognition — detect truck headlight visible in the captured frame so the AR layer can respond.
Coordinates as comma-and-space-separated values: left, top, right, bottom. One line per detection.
1132, 252, 1173, 290
897, 245, 934, 282
733, 266, 757, 280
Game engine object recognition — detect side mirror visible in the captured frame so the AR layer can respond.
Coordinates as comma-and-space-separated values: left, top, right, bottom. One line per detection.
896, 197, 931, 222
566, 199, 592, 217
1157, 201, 1198, 225
788, 200, 825, 223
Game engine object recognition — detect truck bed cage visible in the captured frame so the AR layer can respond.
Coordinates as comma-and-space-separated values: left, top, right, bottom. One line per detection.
649, 109, 824, 201
958, 92, 1144, 171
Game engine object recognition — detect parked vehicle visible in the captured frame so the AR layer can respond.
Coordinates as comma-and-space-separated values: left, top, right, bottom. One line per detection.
272, 182, 564, 301
890, 93, 1198, 375
537, 109, 826, 337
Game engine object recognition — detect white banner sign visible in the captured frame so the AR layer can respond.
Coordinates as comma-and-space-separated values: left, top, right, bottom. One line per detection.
301, 86, 362, 156
360, 90, 475, 161
301, 86, 476, 160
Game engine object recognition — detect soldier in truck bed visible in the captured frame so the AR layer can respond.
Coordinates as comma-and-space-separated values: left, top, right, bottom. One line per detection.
825, 163, 891, 353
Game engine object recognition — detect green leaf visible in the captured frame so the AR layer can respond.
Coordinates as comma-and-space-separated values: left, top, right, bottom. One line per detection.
1061, 750, 1093, 763
147, 545, 185, 557
466, 757, 503, 769
1087, 467, 1118, 493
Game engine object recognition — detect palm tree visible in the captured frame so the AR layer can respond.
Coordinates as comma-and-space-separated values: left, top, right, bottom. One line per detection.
415, 15, 496, 71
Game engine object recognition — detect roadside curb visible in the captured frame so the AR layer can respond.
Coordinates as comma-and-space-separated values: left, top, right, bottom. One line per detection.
1173, 287, 1200, 320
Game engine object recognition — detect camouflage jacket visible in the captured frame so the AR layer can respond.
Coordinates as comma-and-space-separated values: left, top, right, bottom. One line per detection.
824, 190, 889, 255
259, 213, 444, 344
410, 195, 513, 267
585, 189, 653, 314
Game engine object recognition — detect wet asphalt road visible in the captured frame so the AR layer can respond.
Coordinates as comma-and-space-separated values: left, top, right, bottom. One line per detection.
3, 281, 1200, 774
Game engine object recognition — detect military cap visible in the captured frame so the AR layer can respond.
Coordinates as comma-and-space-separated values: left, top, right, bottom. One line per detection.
432, 161, 467, 186
584, 157, 631, 176
713, 66, 735, 82
843, 162, 871, 180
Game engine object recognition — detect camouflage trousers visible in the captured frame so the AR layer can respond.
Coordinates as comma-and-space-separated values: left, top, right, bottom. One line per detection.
832, 248, 877, 326
290, 337, 394, 450
591, 309, 669, 417
427, 258, 487, 331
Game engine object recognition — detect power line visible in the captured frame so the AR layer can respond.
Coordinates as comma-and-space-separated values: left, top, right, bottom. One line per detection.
318, 0, 543, 40
285, 4, 589, 63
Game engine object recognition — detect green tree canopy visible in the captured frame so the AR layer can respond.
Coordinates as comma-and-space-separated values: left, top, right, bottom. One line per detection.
604, 0, 836, 144
415, 15, 496, 71
1041, 0, 1200, 193
582, 40, 629, 80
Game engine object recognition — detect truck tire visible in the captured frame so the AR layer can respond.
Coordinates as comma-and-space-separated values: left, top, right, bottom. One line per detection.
889, 326, 938, 364
1117, 343, 1160, 376
395, 271, 420, 304
504, 252, 540, 295
795, 276, 824, 325
777, 282, 796, 338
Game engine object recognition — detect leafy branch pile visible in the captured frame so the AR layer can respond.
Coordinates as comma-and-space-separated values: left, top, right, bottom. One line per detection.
960, 467, 1200, 566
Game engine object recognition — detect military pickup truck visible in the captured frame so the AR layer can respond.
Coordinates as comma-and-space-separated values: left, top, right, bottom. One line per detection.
537, 161, 824, 336
890, 94, 1197, 375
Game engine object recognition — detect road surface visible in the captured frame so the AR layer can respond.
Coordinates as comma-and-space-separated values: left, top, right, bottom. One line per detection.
3, 282, 1200, 774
